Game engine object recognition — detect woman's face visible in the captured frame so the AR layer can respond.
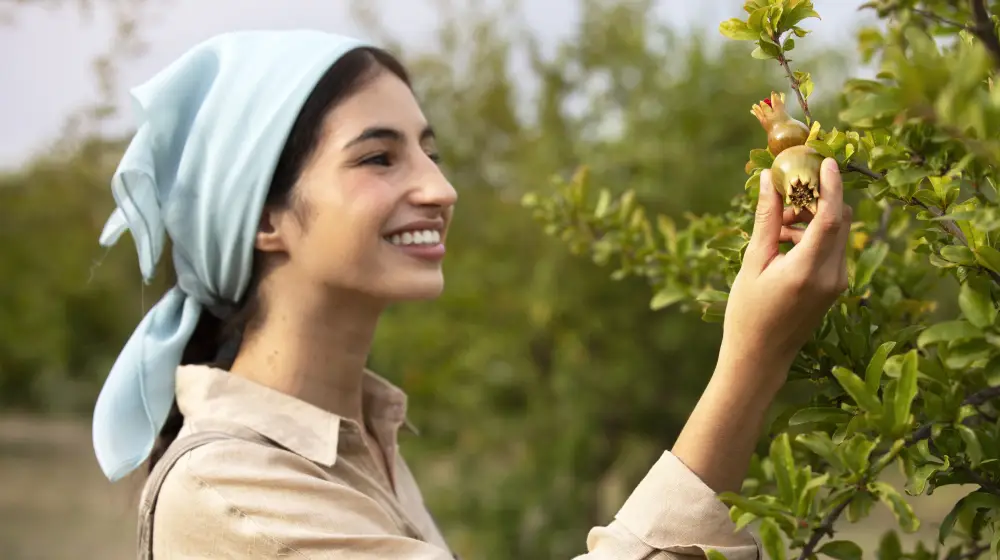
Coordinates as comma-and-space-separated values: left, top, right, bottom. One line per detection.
257, 68, 457, 303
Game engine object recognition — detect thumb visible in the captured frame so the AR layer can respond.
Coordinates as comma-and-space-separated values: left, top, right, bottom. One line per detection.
745, 169, 783, 273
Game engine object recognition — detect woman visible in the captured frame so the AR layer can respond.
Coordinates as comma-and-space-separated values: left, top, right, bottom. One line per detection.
92, 30, 851, 559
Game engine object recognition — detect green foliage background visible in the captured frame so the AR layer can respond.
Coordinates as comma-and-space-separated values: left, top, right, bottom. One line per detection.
9, 0, 999, 559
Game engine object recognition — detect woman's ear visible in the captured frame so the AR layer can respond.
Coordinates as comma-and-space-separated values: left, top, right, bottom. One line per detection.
255, 206, 288, 253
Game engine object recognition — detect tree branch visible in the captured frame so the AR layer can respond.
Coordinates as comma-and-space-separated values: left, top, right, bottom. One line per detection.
959, 465, 1000, 496
957, 542, 991, 560
796, 493, 855, 560
771, 38, 812, 122
970, 0, 1000, 70
911, 8, 973, 31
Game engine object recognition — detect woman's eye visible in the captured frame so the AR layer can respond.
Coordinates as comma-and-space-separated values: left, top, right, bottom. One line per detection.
361, 153, 392, 166
428, 153, 442, 164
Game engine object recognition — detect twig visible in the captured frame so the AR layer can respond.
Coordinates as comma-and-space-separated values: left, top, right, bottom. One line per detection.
795, 385, 1000, 559
964, 384, 1000, 406
958, 465, 1000, 496
771, 38, 812, 121
796, 494, 854, 560
844, 160, 1000, 285
911, 8, 973, 31
957, 542, 992, 560
970, 0, 1000, 70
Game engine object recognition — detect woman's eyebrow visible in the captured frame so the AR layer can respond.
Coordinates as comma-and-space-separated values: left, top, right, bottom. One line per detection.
342, 125, 436, 149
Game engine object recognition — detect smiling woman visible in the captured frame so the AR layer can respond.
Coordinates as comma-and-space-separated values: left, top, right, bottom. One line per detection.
92, 27, 851, 560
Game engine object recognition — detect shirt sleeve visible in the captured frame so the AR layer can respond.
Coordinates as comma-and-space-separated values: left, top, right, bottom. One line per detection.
579, 451, 761, 560
154, 441, 759, 559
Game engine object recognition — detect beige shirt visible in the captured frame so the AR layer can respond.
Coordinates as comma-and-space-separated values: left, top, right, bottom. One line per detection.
147, 366, 761, 559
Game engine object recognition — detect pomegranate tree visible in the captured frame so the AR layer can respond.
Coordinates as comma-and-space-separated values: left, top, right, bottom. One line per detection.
524, 0, 1000, 558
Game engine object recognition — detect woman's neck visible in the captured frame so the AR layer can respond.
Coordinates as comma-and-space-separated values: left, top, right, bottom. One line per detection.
229, 286, 382, 425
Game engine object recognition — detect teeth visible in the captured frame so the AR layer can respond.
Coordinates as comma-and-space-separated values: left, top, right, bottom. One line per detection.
386, 229, 441, 246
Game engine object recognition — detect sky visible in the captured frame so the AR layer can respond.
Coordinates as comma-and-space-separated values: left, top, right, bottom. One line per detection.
0, 0, 874, 171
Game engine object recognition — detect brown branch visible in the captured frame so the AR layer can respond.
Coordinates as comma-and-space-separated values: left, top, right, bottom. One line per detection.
964, 384, 1000, 406
971, 0, 1000, 70
796, 493, 855, 560
795, 385, 1000, 559
957, 542, 992, 560
911, 8, 973, 31
773, 46, 812, 121
959, 465, 1000, 496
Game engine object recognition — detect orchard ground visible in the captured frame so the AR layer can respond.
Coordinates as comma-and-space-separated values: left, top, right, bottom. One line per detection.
0, 413, 969, 559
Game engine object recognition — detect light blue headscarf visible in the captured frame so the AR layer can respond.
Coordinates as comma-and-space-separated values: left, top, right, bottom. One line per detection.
93, 30, 371, 482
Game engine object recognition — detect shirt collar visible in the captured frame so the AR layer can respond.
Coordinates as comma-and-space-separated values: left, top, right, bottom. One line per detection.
174, 365, 417, 467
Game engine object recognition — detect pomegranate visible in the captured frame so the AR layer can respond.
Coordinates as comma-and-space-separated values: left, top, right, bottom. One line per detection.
751, 92, 810, 156
770, 145, 824, 215
752, 91, 823, 215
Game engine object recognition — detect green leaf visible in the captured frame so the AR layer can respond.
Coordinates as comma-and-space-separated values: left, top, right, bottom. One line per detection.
956, 424, 983, 467
853, 241, 889, 291
940, 490, 1000, 542
904, 456, 949, 496
912, 189, 941, 209
770, 433, 797, 506
847, 490, 875, 522
719, 18, 760, 41
889, 350, 918, 434
806, 139, 835, 158
779, 1, 821, 32
871, 481, 919, 532
749, 148, 774, 168
833, 366, 882, 413
704, 550, 729, 560
751, 43, 780, 60
975, 245, 1000, 274
797, 71, 814, 100
940, 245, 977, 266
817, 540, 863, 560
840, 433, 878, 475
917, 320, 983, 348
877, 530, 903, 560
866, 341, 896, 393
796, 433, 842, 468
650, 285, 686, 311
959, 278, 997, 329
886, 166, 930, 188
759, 518, 786, 560
788, 407, 851, 426
717, 492, 788, 519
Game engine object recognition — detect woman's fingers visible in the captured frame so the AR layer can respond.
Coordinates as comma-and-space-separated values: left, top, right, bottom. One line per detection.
801, 159, 845, 258
780, 226, 805, 244
783, 206, 813, 226
744, 170, 784, 273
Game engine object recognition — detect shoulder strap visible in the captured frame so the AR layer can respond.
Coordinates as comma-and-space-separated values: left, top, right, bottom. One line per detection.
137, 428, 271, 560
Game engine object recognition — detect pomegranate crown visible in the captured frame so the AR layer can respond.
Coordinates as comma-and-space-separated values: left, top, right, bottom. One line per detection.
751, 91, 790, 130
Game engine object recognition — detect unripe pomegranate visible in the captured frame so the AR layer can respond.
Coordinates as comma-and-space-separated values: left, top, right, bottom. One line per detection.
752, 91, 823, 215
751, 92, 809, 156
771, 145, 823, 215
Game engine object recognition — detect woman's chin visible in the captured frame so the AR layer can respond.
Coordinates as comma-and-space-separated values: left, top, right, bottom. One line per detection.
382, 273, 446, 301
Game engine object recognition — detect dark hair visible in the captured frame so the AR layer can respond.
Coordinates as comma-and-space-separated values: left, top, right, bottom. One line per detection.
147, 46, 412, 472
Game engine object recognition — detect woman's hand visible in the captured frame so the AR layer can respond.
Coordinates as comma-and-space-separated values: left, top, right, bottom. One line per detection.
721, 158, 852, 388
671, 158, 852, 494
